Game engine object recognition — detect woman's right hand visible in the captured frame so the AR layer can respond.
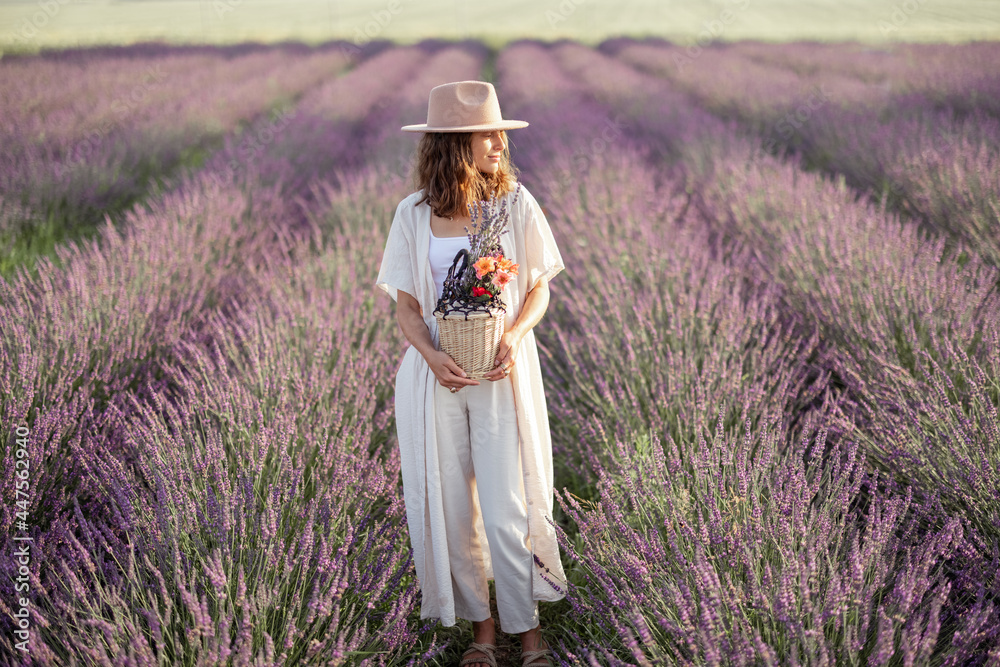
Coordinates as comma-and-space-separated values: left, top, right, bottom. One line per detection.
426, 350, 480, 391
395, 291, 479, 391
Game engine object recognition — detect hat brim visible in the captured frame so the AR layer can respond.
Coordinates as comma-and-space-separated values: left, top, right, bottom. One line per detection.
401, 120, 529, 133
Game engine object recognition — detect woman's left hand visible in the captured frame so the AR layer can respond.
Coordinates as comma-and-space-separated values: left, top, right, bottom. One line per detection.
485, 329, 523, 381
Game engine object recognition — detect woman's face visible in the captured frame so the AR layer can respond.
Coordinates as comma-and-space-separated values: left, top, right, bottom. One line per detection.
471, 130, 506, 174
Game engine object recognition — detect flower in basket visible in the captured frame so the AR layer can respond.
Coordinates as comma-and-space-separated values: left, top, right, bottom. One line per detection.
490, 268, 514, 291
435, 183, 524, 314
432, 183, 523, 379
468, 252, 519, 302
473, 256, 497, 279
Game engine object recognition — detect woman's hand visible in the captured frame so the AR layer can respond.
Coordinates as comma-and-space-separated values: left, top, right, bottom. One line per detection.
483, 277, 550, 382
396, 291, 480, 392
427, 350, 480, 390
484, 329, 523, 381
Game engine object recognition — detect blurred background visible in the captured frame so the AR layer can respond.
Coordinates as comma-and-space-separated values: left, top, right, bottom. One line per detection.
3, 0, 1000, 52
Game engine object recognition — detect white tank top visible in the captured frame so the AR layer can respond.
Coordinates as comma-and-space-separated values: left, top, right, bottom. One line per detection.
428, 228, 471, 302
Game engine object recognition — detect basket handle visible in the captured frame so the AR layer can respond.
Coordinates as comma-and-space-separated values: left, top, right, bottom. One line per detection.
434, 248, 470, 315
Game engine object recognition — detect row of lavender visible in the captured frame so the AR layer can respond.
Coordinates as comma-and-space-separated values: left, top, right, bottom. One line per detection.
611, 37, 1000, 560
724, 40, 1000, 116
501, 40, 1000, 663
0, 42, 352, 277
548, 38, 1000, 544
0, 41, 490, 664
605, 38, 1000, 270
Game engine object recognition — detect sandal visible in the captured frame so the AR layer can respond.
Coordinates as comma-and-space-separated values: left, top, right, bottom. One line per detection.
521, 636, 554, 667
460, 641, 498, 667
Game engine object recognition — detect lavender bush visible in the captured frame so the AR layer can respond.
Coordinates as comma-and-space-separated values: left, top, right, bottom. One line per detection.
502, 39, 1000, 663
690, 136, 1000, 551
0, 163, 449, 665
507, 140, 992, 664
609, 38, 1000, 269
546, 42, 1000, 559
0, 44, 351, 278
725, 40, 1000, 116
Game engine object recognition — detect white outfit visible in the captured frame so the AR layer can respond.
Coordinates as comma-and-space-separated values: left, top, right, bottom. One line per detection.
427, 229, 471, 301
434, 376, 536, 632
375, 184, 567, 629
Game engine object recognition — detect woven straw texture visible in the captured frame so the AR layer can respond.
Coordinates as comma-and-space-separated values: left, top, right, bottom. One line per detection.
436, 309, 505, 379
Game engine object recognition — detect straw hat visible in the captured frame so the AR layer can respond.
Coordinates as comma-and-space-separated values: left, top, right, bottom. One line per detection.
401, 80, 529, 133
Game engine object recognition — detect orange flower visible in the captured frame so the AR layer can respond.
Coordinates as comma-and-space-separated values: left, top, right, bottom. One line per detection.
473, 256, 497, 279
497, 258, 519, 276
491, 270, 513, 291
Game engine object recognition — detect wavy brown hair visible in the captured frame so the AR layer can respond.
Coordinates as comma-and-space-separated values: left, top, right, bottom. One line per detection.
412, 131, 520, 219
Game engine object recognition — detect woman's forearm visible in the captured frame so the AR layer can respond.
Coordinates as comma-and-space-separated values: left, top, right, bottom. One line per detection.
509, 277, 550, 341
396, 291, 437, 360
396, 290, 479, 385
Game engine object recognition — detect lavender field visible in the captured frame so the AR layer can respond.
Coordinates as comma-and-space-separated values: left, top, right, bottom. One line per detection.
2, 37, 1000, 666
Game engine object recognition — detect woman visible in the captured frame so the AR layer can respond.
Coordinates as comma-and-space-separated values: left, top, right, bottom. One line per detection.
375, 81, 567, 667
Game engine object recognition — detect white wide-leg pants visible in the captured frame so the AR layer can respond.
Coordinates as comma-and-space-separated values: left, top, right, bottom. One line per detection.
433, 376, 539, 634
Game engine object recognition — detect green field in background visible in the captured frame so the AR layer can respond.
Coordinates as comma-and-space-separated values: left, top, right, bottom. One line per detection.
2, 0, 999, 53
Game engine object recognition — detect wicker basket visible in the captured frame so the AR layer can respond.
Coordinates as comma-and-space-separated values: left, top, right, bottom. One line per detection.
436, 308, 505, 379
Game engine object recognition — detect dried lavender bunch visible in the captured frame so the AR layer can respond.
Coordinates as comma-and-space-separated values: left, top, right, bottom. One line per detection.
459, 182, 523, 291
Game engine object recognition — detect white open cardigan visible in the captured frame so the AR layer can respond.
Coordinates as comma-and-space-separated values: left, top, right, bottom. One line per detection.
375, 184, 568, 625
